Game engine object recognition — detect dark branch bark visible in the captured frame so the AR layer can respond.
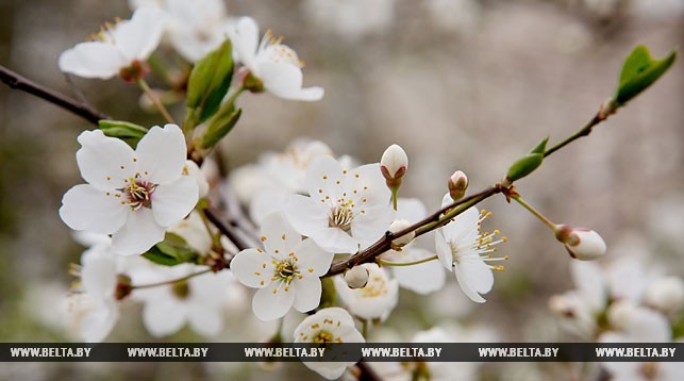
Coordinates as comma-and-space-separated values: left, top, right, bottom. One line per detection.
0, 65, 109, 124
204, 207, 251, 251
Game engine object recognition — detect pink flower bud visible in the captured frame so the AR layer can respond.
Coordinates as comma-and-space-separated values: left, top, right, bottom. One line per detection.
448, 170, 468, 201
380, 144, 408, 185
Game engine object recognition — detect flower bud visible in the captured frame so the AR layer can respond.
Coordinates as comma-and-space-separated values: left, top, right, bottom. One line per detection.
344, 266, 369, 289
644, 277, 684, 315
448, 170, 468, 201
388, 219, 414, 249
555, 225, 606, 261
380, 144, 408, 187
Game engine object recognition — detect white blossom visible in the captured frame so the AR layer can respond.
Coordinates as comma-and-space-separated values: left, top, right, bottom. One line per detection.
645, 276, 684, 316
283, 156, 393, 254
334, 263, 399, 320
293, 307, 364, 379
131, 263, 235, 337
59, 7, 166, 79
59, 124, 199, 256
229, 16, 324, 101
434, 195, 506, 303
231, 212, 333, 321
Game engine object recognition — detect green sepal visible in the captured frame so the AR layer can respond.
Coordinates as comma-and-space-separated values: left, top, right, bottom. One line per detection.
200, 106, 242, 149
98, 120, 148, 148
142, 233, 199, 266
185, 39, 234, 128
615, 45, 676, 106
506, 153, 544, 183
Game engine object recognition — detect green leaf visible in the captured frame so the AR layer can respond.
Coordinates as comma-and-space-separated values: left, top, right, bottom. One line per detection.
615, 45, 676, 105
200, 106, 242, 149
98, 120, 148, 148
185, 39, 234, 128
506, 153, 544, 183
142, 233, 199, 266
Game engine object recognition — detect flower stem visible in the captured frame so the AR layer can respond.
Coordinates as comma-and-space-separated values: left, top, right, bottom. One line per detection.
511, 195, 557, 231
136, 77, 175, 124
132, 268, 212, 290
377, 255, 438, 267
391, 187, 398, 211
147, 53, 174, 88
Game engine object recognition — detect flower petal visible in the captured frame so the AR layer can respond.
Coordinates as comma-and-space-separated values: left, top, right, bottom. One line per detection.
396, 198, 427, 222
283, 194, 329, 237
75, 129, 136, 190
188, 305, 222, 337
305, 156, 345, 200
350, 208, 392, 249
81, 246, 118, 299
230, 248, 273, 288
113, 6, 167, 61
252, 281, 295, 321
59, 184, 129, 234
58, 42, 127, 79
293, 275, 322, 313
257, 61, 323, 101
296, 239, 334, 276
260, 212, 303, 255
250, 189, 289, 225
110, 207, 166, 255
454, 254, 493, 303
135, 124, 187, 185
346, 163, 390, 207
391, 248, 446, 294
434, 230, 454, 270
312, 227, 358, 254
151, 177, 198, 227
142, 299, 186, 337
80, 299, 119, 343
230, 16, 259, 67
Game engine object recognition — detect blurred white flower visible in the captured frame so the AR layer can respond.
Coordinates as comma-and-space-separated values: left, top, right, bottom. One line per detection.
132, 263, 236, 337
293, 307, 365, 380
303, 0, 396, 41
334, 263, 399, 320
230, 212, 333, 321
183, 160, 210, 198
59, 7, 166, 80
644, 276, 684, 317
283, 156, 393, 254
230, 16, 324, 101
434, 196, 506, 303
425, 0, 481, 35
59, 125, 199, 256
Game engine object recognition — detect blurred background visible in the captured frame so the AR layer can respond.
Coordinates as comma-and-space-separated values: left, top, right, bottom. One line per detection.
1, 0, 683, 380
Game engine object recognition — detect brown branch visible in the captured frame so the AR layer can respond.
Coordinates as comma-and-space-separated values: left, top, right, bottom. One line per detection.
203, 207, 251, 251
0, 64, 109, 124
356, 361, 383, 381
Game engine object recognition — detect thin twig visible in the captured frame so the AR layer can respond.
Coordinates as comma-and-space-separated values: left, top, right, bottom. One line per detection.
203, 207, 251, 251
0, 64, 108, 124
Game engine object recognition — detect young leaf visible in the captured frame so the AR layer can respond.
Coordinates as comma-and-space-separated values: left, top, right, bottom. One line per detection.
98, 120, 148, 148
615, 45, 676, 105
200, 106, 242, 149
185, 39, 234, 128
142, 234, 199, 266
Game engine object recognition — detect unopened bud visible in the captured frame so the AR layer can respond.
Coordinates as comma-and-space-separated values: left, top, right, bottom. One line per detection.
388, 219, 414, 249
448, 170, 468, 201
555, 225, 606, 261
644, 277, 684, 315
344, 266, 369, 289
380, 144, 408, 187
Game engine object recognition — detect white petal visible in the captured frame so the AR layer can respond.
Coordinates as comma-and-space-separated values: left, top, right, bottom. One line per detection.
304, 156, 344, 199
230, 248, 272, 288
296, 239, 334, 276
257, 62, 323, 101
81, 247, 117, 299
110, 207, 166, 255
113, 6, 167, 60
454, 255, 493, 303
440, 206, 480, 244
312, 227, 358, 254
250, 189, 289, 225
434, 230, 453, 270
260, 212, 303, 255
58, 42, 127, 79
350, 208, 393, 249
135, 124, 187, 185
75, 129, 136, 190
283, 194, 329, 237
346, 163, 390, 207
293, 276, 322, 313
570, 260, 606, 313
396, 198, 427, 222
392, 249, 446, 294
80, 299, 119, 343
252, 281, 295, 321
151, 177, 199, 227
230, 16, 259, 67
59, 184, 129, 234
142, 299, 186, 337
188, 305, 222, 337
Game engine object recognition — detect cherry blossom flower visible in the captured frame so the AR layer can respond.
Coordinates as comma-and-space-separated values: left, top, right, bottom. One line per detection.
59, 124, 199, 256
229, 16, 324, 101
434, 195, 506, 303
293, 307, 364, 379
283, 156, 393, 254
334, 263, 399, 320
131, 263, 235, 337
59, 7, 166, 80
230, 212, 333, 321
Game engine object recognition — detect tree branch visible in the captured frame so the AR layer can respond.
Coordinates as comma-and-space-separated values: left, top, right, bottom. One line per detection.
0, 64, 109, 124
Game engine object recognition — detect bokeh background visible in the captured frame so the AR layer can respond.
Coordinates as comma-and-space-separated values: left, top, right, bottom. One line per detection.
1, 0, 683, 380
